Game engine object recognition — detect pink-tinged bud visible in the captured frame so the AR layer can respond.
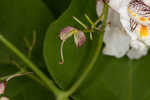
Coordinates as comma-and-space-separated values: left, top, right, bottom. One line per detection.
0, 81, 7, 95
74, 30, 86, 48
59, 26, 76, 64
0, 97, 9, 100
59, 26, 86, 64
59, 26, 75, 41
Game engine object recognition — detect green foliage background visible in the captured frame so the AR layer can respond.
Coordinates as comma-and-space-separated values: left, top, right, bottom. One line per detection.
0, 0, 150, 100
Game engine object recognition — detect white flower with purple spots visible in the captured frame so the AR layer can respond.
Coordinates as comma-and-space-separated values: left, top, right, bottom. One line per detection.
97, 0, 150, 59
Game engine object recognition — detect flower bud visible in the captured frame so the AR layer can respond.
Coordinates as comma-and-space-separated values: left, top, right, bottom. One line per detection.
59, 26, 86, 64
0, 81, 7, 95
59, 26, 75, 41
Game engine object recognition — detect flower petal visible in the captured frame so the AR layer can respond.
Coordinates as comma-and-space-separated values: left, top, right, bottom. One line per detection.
143, 0, 150, 6
97, 1, 130, 58
97, 0, 150, 59
109, 0, 131, 14
74, 30, 86, 48
127, 40, 148, 59
59, 26, 75, 41
96, 0, 104, 17
103, 26, 130, 58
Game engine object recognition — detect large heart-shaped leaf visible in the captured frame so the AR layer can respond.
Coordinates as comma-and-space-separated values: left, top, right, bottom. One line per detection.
44, 0, 150, 100
43, 0, 71, 18
44, 0, 97, 89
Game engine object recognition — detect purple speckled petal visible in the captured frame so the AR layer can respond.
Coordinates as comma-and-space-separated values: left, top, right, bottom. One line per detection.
74, 30, 86, 48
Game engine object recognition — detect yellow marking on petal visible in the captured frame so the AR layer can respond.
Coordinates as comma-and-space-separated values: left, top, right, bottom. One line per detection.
140, 17, 146, 22
133, 13, 136, 17
140, 25, 149, 37
148, 17, 150, 21
128, 8, 137, 17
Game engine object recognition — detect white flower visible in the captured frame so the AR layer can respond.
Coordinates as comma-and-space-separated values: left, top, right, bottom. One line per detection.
103, 26, 130, 58
96, 0, 150, 59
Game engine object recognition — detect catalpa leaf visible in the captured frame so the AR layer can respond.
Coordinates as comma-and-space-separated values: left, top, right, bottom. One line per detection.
44, 0, 150, 100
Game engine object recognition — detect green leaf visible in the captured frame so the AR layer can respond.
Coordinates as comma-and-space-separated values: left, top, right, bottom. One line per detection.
0, 64, 18, 76
0, 0, 54, 75
43, 0, 71, 18
5, 77, 55, 100
44, 0, 97, 89
44, 0, 150, 100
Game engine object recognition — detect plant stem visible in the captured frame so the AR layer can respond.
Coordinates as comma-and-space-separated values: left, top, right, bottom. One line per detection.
84, 14, 94, 25
11, 60, 49, 89
66, 32, 103, 96
72, 16, 88, 29
94, 12, 104, 27
0, 35, 63, 96
101, 4, 109, 28
24, 31, 36, 58
66, 3, 109, 96
0, 71, 22, 81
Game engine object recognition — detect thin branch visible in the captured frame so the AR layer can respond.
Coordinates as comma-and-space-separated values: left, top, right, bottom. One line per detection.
72, 16, 88, 29
24, 31, 37, 58
10, 60, 49, 89
84, 14, 94, 25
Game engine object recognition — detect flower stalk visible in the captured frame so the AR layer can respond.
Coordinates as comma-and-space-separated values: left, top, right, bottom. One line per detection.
65, 3, 109, 96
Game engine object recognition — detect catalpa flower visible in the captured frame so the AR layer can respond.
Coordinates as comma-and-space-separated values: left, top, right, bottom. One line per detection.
96, 0, 150, 59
